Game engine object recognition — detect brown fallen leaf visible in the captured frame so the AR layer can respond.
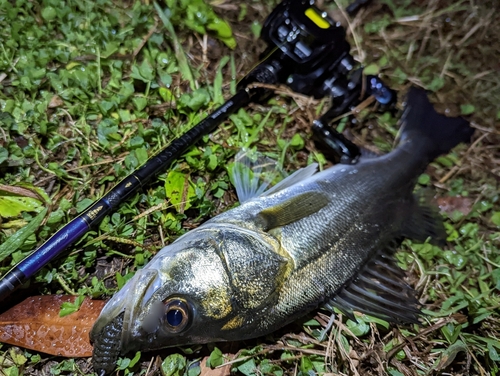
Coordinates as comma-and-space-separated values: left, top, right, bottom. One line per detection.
0, 295, 106, 357
199, 356, 232, 376
436, 196, 473, 216
0, 183, 43, 201
48, 95, 64, 108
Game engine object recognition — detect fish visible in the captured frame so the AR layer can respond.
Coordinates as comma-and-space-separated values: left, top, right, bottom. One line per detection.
90, 87, 474, 375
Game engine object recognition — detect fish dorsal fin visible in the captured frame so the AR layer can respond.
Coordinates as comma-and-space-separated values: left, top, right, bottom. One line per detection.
228, 149, 285, 203
257, 191, 330, 231
261, 163, 318, 197
402, 193, 446, 246
360, 147, 380, 159
326, 245, 421, 324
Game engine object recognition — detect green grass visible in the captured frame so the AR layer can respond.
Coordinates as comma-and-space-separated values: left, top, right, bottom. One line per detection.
1, 0, 499, 375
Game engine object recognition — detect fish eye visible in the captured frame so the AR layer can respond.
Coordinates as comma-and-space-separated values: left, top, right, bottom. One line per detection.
163, 298, 191, 333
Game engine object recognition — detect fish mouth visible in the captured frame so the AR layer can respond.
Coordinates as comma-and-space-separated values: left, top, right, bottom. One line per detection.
91, 268, 165, 374
92, 311, 124, 376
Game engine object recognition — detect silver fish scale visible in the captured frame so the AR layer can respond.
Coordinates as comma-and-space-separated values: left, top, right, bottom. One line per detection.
207, 150, 418, 330
91, 86, 475, 376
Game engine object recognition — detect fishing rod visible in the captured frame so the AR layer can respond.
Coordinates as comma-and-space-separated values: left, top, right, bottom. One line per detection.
0, 0, 382, 302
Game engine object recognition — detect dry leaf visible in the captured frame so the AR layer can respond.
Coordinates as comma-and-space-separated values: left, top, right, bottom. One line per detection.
436, 196, 473, 216
48, 95, 64, 108
0, 295, 106, 357
199, 356, 232, 376
0, 184, 42, 200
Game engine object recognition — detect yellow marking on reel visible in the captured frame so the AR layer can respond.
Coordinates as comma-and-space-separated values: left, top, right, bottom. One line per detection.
305, 8, 330, 29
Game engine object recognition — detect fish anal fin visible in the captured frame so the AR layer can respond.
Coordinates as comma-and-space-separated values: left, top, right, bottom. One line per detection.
327, 248, 421, 324
403, 193, 446, 246
258, 191, 330, 231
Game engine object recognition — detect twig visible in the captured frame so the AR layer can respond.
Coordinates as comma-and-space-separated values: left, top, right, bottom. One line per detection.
438, 132, 489, 184
133, 19, 159, 58
333, 0, 365, 63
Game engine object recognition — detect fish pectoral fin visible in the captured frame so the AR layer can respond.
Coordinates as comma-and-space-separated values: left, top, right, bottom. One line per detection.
327, 245, 421, 324
402, 193, 446, 246
257, 191, 330, 230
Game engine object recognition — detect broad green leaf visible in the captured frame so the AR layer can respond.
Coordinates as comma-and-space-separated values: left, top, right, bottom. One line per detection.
76, 198, 94, 213
2, 367, 18, 376
132, 97, 148, 111
0, 195, 43, 218
0, 208, 47, 262
346, 318, 370, 336
237, 358, 256, 376
208, 347, 223, 368
207, 19, 233, 39
363, 63, 380, 75
0, 147, 8, 164
159, 87, 175, 102
488, 344, 500, 361
59, 295, 85, 317
387, 369, 405, 376
161, 353, 186, 376
491, 211, 500, 227
418, 173, 430, 185
300, 356, 314, 373
302, 319, 321, 326
165, 170, 195, 212
129, 351, 141, 368
434, 340, 467, 370
41, 6, 57, 21
206, 154, 218, 171
460, 104, 475, 115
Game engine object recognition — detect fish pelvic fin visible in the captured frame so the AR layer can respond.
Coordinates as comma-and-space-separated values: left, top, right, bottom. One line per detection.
397, 87, 474, 162
327, 244, 421, 324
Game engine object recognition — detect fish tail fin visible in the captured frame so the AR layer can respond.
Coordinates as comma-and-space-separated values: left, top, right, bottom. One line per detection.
397, 87, 474, 161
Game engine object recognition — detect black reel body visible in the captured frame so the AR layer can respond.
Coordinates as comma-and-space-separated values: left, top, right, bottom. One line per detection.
259, 0, 353, 99
239, 0, 396, 164
239, 0, 354, 98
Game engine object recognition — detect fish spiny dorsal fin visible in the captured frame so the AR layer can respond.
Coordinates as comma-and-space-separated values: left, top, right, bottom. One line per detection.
228, 149, 318, 203
261, 163, 318, 197
228, 149, 285, 203
327, 244, 421, 324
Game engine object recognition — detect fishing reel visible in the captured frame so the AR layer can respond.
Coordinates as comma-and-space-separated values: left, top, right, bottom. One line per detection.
237, 0, 352, 99
238, 0, 396, 164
